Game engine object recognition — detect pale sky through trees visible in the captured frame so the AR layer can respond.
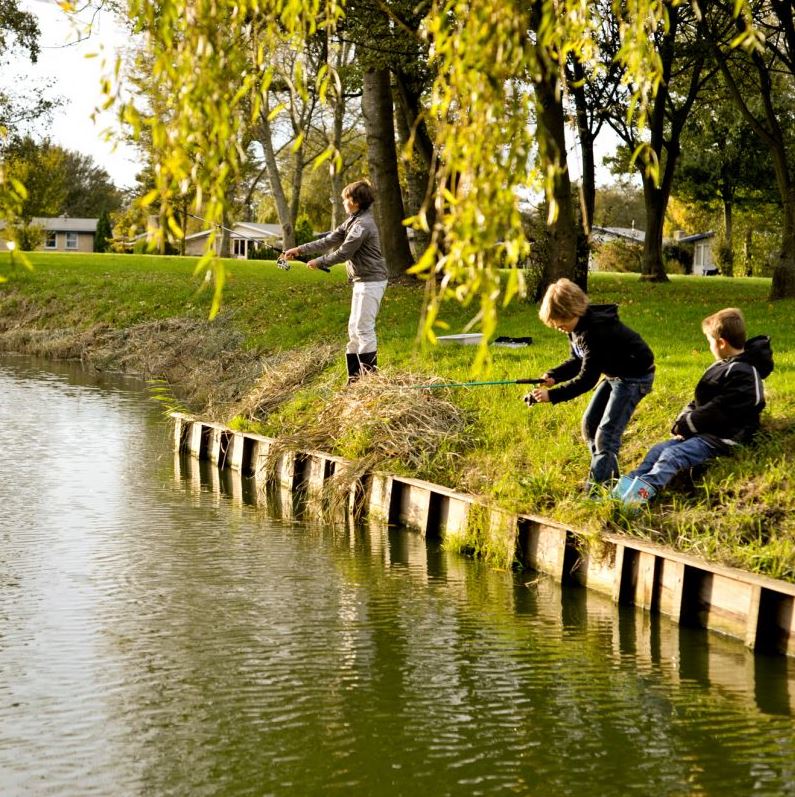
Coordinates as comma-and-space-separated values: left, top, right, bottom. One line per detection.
14, 1, 623, 198
16, 0, 139, 188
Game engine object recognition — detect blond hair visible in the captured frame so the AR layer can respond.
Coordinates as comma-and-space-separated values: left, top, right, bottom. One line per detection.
702, 307, 746, 349
539, 278, 590, 328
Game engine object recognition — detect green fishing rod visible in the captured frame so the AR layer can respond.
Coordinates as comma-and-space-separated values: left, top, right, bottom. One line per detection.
413, 377, 546, 389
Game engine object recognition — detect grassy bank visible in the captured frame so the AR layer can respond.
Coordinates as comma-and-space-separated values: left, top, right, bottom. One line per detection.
3, 252, 795, 580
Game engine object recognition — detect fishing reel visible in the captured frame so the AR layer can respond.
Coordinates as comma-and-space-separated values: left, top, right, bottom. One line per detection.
523, 392, 538, 407
276, 254, 291, 271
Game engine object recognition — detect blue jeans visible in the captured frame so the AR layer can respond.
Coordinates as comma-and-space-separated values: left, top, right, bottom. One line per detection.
582, 372, 654, 485
628, 436, 722, 491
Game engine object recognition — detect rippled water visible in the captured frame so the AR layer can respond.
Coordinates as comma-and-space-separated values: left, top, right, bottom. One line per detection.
1, 355, 795, 796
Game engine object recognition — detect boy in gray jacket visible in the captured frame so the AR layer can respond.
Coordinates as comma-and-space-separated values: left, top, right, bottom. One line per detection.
284, 180, 388, 383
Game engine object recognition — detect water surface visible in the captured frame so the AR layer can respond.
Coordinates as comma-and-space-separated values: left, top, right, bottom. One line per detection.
1, 355, 794, 796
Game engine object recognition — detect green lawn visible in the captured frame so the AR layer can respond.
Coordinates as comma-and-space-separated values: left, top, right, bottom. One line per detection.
3, 252, 795, 579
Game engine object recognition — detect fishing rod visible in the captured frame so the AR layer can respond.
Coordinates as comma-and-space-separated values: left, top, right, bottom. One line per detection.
413, 378, 546, 390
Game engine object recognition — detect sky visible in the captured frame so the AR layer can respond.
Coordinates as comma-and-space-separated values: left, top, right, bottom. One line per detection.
17, 0, 140, 188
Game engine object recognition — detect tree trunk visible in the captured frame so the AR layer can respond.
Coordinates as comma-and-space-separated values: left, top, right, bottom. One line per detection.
641, 179, 668, 282
361, 68, 414, 279
290, 148, 304, 237
330, 89, 345, 228
259, 109, 295, 250
393, 78, 432, 258
569, 56, 594, 291
744, 226, 753, 277
533, 69, 579, 294
722, 199, 734, 276
770, 192, 795, 299
219, 206, 231, 258
569, 56, 595, 233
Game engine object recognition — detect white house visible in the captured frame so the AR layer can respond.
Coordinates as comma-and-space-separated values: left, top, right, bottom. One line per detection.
591, 225, 646, 245
184, 222, 283, 258
0, 215, 98, 253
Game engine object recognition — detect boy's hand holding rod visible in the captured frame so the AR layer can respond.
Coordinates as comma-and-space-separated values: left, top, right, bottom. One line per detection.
282, 247, 330, 272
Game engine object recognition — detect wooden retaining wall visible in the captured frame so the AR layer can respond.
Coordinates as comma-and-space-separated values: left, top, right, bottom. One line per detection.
172, 413, 795, 658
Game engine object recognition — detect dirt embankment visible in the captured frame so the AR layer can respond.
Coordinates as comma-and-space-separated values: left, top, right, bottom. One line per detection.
0, 297, 276, 417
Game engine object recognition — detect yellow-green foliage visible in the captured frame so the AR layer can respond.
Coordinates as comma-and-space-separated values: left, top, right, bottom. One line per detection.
102, 0, 757, 357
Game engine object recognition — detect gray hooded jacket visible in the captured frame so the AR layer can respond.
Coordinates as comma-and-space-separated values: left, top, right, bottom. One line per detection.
299, 207, 388, 283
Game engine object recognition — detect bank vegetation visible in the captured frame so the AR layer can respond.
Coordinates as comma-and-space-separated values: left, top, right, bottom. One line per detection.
2, 253, 795, 580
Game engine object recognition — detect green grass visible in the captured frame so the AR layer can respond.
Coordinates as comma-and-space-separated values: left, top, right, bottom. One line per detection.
3, 252, 795, 579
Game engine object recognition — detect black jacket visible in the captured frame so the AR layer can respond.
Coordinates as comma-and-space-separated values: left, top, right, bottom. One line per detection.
547, 305, 655, 405
671, 335, 774, 450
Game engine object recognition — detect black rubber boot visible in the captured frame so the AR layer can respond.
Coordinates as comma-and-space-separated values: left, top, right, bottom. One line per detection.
346, 353, 361, 385
358, 351, 378, 374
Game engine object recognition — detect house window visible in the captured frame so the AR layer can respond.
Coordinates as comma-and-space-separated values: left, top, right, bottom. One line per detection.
232, 238, 247, 258
65, 232, 78, 250
45, 232, 57, 249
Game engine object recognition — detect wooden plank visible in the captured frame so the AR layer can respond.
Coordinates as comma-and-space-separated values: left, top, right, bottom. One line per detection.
393, 478, 432, 533
368, 473, 393, 522
227, 432, 247, 471
437, 494, 471, 537
187, 421, 204, 457
658, 558, 686, 622
524, 521, 568, 582
635, 551, 658, 611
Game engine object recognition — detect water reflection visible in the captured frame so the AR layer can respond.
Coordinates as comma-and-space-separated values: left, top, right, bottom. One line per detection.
1, 356, 795, 797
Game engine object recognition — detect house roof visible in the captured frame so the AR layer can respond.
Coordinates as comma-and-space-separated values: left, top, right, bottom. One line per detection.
591, 225, 645, 243
0, 215, 98, 233
677, 231, 715, 244
185, 221, 282, 242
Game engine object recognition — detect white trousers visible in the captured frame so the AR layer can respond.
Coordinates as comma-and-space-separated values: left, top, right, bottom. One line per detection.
346, 280, 387, 354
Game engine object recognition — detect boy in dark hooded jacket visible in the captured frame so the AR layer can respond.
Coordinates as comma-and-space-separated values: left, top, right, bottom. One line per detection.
613, 307, 774, 507
531, 278, 655, 490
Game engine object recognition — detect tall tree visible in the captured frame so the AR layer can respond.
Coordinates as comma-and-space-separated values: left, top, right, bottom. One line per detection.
343, 0, 432, 277
531, 4, 579, 295
254, 42, 328, 250
0, 2, 46, 225
674, 94, 778, 274
3, 137, 123, 220
599, 0, 715, 281
119, 0, 720, 334
693, 0, 795, 299
361, 68, 413, 278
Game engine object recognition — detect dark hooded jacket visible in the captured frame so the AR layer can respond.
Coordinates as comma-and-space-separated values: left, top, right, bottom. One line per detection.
547, 304, 655, 405
671, 335, 774, 451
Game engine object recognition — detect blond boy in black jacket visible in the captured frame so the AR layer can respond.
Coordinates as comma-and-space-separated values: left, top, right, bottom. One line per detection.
614, 307, 773, 507
531, 278, 655, 490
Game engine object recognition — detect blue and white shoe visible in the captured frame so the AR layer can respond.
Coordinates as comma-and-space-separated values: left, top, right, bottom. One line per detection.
610, 474, 635, 501
621, 476, 656, 507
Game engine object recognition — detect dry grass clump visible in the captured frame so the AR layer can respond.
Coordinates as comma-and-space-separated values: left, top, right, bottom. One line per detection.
235, 343, 339, 421
271, 370, 474, 484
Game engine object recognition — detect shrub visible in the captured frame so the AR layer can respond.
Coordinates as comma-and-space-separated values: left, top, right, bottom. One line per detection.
590, 238, 643, 273
295, 214, 315, 247
663, 241, 693, 274
11, 222, 44, 251
714, 238, 734, 276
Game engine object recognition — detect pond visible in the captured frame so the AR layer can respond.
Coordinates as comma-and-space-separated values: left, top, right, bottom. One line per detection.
1, 355, 794, 796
